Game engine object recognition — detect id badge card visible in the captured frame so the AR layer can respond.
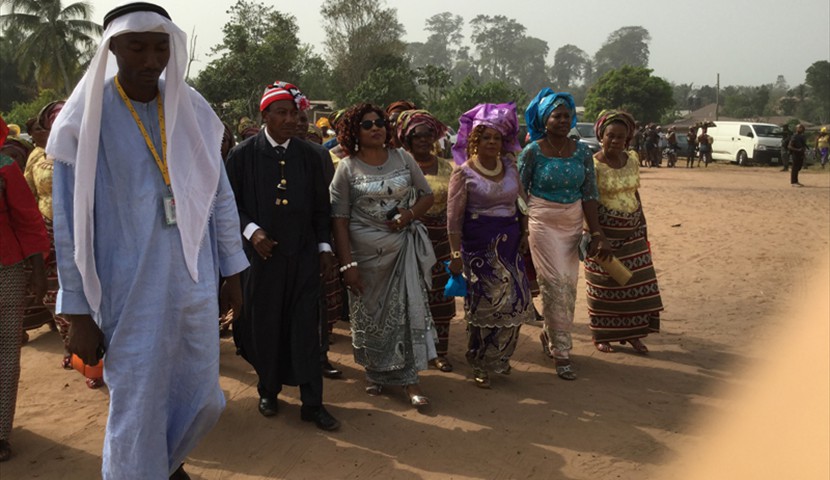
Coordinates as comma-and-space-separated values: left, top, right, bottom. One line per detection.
163, 194, 177, 226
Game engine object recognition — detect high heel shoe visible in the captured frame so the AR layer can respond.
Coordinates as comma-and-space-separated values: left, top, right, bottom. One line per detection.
404, 385, 429, 407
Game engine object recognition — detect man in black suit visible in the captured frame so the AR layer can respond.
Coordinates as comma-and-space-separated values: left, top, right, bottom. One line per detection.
226, 82, 339, 431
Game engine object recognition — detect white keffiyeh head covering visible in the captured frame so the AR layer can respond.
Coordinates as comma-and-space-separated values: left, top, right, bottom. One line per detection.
47, 3, 223, 312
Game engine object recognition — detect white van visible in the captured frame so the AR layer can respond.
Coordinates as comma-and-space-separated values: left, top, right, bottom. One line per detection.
707, 121, 783, 166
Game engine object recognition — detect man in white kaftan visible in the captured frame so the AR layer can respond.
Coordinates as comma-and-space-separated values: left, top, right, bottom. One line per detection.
47, 3, 248, 479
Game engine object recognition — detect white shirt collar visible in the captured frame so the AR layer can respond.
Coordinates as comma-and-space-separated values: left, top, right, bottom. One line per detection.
264, 127, 291, 150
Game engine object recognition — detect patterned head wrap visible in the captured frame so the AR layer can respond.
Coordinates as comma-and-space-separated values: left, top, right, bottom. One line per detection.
260, 81, 310, 112
1, 137, 34, 161
524, 88, 577, 142
395, 109, 447, 148
38, 100, 65, 130
452, 102, 520, 165
7, 124, 20, 137
237, 117, 260, 139
593, 109, 636, 146
386, 100, 417, 116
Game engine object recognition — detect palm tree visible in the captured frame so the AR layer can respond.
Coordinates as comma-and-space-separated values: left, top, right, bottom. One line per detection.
0, 0, 101, 96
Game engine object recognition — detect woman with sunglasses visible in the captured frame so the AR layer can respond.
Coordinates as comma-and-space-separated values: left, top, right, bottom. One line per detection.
330, 103, 437, 408
446, 102, 535, 389
395, 109, 457, 373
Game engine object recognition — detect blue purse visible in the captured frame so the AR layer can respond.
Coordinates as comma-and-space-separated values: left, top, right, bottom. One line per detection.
443, 261, 467, 298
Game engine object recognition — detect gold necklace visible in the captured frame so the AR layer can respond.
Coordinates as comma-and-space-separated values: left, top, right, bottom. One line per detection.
545, 135, 569, 157
472, 154, 503, 177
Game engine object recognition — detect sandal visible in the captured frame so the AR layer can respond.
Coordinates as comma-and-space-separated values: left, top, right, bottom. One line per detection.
432, 356, 453, 372
404, 385, 430, 408
594, 342, 615, 353
61, 354, 73, 370
86, 377, 105, 389
622, 338, 649, 355
539, 332, 553, 358
555, 360, 577, 381
365, 383, 383, 396
473, 370, 491, 389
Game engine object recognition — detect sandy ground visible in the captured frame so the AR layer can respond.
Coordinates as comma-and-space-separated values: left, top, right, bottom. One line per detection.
4, 161, 829, 480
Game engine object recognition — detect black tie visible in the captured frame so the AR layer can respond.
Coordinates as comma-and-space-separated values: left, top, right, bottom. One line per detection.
274, 145, 286, 158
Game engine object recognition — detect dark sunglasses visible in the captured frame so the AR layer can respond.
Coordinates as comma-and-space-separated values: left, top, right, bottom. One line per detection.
360, 118, 386, 130
409, 132, 434, 141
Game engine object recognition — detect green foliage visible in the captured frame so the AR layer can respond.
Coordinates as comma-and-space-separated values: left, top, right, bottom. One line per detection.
345, 62, 422, 107
321, 0, 408, 106
584, 66, 673, 124
0, 0, 101, 96
550, 44, 592, 89
469, 15, 527, 81
804, 60, 829, 123
720, 85, 772, 118
194, 0, 329, 124
407, 12, 463, 71
467, 15, 551, 99
593, 26, 651, 81
428, 76, 526, 129
416, 65, 452, 107
2, 88, 61, 126
0, 31, 37, 111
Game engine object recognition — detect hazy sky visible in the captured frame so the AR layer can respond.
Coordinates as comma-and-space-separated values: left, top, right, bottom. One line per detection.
78, 0, 830, 88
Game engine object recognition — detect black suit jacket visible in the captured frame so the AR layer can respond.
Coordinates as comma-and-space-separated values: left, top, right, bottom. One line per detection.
226, 131, 331, 256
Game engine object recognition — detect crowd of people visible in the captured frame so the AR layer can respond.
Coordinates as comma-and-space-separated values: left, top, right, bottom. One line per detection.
6, 1, 821, 478
631, 122, 714, 168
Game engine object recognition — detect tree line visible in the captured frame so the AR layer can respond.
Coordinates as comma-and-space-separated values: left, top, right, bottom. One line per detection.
1, 0, 828, 130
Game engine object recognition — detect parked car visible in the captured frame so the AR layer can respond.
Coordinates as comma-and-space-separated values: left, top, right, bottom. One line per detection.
707, 121, 783, 166
569, 122, 601, 153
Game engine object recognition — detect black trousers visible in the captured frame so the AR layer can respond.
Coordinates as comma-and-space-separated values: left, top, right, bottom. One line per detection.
791, 154, 804, 184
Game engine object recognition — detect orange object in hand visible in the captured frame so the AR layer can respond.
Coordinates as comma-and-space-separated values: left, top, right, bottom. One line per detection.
71, 354, 104, 379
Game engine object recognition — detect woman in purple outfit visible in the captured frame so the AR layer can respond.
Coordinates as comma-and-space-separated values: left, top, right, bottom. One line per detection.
446, 103, 535, 389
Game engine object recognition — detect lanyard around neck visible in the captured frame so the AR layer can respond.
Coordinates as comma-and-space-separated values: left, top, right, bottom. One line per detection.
114, 76, 170, 187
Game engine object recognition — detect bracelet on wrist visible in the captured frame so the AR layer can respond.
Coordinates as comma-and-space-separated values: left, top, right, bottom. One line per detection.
450, 251, 462, 259
339, 261, 358, 273
591, 231, 602, 238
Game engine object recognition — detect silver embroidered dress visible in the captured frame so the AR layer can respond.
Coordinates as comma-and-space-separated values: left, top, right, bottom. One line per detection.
330, 148, 437, 385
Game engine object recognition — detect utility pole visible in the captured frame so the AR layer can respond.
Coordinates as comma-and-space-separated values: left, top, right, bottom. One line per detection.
715, 73, 720, 121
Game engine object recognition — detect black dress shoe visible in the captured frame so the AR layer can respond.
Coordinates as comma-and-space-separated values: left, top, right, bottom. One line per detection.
321, 360, 343, 379
258, 397, 278, 417
300, 405, 340, 431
